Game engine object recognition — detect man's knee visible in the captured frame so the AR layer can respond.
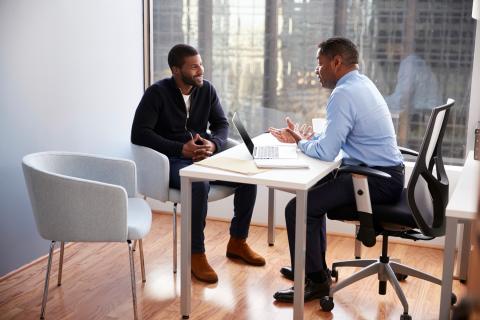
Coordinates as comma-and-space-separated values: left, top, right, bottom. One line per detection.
192, 181, 210, 200
236, 183, 257, 198
285, 198, 296, 223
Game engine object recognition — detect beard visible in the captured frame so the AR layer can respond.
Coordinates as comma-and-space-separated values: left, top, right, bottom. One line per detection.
319, 76, 336, 89
181, 72, 203, 88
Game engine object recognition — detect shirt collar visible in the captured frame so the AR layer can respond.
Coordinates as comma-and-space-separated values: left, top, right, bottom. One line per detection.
169, 76, 196, 96
336, 70, 359, 87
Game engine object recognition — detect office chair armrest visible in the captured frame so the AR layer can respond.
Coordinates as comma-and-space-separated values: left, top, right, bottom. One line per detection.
337, 165, 392, 179
337, 165, 391, 248
398, 146, 419, 157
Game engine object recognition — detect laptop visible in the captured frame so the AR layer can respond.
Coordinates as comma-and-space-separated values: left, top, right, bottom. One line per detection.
232, 112, 309, 169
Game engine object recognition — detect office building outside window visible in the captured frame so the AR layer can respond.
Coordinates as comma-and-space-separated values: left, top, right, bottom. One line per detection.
151, 0, 475, 165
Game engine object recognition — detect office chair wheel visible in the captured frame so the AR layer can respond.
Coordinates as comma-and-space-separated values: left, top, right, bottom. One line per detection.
395, 273, 408, 281
451, 293, 457, 305
319, 297, 334, 312
330, 269, 338, 282
379, 280, 387, 295
399, 313, 412, 320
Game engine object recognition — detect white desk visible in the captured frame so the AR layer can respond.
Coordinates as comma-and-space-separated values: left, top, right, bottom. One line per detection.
179, 133, 340, 319
439, 151, 480, 319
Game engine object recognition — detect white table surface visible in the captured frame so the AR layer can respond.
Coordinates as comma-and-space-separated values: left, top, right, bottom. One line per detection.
179, 133, 339, 190
440, 151, 480, 319
179, 133, 340, 320
446, 151, 480, 219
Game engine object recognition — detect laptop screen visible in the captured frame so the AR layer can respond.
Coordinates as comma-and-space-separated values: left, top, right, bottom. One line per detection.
232, 112, 255, 155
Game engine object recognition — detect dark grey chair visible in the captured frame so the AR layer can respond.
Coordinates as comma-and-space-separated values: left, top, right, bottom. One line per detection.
320, 99, 456, 320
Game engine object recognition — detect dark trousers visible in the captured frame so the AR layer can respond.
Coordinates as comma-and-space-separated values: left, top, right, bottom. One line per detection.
169, 157, 257, 253
285, 165, 405, 275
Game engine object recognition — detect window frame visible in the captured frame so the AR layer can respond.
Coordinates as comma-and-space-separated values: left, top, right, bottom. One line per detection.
143, 0, 480, 166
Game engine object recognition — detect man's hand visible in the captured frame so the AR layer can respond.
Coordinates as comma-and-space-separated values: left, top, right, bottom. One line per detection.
192, 136, 216, 161
268, 117, 314, 143
182, 134, 217, 161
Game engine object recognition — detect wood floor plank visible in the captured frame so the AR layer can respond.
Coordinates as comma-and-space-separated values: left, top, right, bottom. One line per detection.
0, 213, 466, 319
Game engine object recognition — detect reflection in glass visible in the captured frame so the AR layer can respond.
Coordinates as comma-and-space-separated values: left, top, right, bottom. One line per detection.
151, 0, 475, 164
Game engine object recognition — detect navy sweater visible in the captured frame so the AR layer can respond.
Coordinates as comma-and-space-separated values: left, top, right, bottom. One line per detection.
131, 77, 229, 157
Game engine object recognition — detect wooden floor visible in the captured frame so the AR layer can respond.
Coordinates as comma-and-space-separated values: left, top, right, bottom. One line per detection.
0, 212, 465, 320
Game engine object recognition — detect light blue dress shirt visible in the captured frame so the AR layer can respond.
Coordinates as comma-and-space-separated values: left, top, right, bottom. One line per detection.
298, 70, 403, 167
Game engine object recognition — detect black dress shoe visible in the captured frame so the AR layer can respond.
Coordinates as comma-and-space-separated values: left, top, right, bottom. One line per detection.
273, 278, 330, 303
280, 266, 332, 285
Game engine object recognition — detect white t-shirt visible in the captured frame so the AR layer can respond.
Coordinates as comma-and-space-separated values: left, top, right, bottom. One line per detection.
182, 94, 191, 118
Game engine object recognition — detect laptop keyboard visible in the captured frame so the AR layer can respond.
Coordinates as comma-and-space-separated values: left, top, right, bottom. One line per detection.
254, 146, 279, 159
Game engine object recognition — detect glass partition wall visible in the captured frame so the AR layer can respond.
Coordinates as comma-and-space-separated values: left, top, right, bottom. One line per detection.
150, 0, 475, 165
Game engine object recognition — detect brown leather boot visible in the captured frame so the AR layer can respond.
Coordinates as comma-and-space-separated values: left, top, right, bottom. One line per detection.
191, 253, 218, 283
226, 237, 266, 266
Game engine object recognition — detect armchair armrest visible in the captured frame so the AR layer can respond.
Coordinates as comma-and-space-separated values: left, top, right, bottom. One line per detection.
56, 177, 128, 242
131, 144, 170, 202
43, 152, 137, 197
398, 146, 419, 157
225, 137, 240, 149
89, 157, 136, 197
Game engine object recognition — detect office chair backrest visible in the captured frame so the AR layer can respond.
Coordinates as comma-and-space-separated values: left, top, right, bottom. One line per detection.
407, 99, 454, 237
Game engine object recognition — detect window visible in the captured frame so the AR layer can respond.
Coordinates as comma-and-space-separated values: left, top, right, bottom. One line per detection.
151, 0, 475, 165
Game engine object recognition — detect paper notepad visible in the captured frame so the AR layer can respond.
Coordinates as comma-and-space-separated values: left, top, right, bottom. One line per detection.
197, 157, 268, 175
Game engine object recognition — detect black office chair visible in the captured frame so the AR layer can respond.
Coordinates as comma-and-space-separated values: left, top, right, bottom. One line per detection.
319, 99, 456, 320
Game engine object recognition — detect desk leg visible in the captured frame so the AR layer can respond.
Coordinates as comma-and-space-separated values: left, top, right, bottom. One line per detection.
293, 190, 307, 320
456, 220, 471, 282
268, 188, 275, 246
180, 177, 192, 319
439, 216, 457, 320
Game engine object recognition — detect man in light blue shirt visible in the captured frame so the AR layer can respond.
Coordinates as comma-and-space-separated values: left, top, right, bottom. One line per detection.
299, 68, 403, 166
271, 37, 404, 302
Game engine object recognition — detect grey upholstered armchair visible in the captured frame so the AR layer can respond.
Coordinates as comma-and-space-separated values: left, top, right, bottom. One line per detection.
22, 151, 152, 320
131, 139, 238, 273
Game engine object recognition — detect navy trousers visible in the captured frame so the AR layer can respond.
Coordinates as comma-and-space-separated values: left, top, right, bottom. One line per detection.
169, 157, 257, 253
285, 165, 405, 275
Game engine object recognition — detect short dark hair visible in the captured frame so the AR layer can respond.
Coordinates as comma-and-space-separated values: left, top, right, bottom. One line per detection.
167, 44, 199, 69
318, 37, 358, 65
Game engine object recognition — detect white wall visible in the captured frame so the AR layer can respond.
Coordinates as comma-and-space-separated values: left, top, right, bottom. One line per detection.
148, 163, 463, 247
0, 0, 144, 276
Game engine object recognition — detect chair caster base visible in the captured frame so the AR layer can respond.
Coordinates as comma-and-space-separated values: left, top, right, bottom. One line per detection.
268, 243, 274, 247
182, 315, 189, 319
451, 293, 457, 305
395, 273, 408, 281
400, 313, 412, 320
379, 280, 387, 295
319, 297, 334, 312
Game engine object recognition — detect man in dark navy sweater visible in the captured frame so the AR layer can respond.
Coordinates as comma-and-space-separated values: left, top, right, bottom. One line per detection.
131, 44, 264, 283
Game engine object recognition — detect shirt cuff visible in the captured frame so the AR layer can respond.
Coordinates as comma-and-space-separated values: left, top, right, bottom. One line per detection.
297, 139, 308, 152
